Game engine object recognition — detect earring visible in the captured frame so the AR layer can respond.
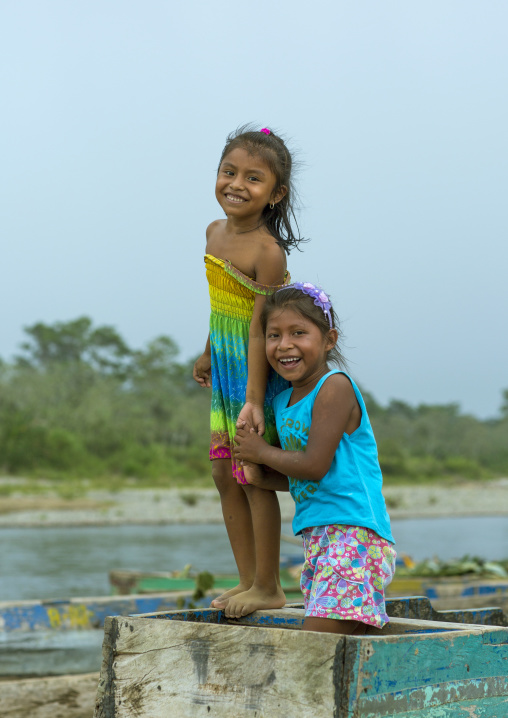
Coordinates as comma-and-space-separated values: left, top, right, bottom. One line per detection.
269, 202, 275, 209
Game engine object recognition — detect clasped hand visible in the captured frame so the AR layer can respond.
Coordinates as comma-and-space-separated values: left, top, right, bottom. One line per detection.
233, 420, 267, 465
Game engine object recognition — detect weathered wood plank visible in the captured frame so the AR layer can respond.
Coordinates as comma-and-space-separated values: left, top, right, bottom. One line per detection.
0, 672, 99, 718
94, 616, 345, 717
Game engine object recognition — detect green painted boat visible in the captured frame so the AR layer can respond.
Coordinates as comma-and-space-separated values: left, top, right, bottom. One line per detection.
109, 567, 302, 597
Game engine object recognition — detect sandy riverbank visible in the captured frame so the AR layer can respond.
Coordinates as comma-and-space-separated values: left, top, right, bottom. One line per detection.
0, 479, 507, 527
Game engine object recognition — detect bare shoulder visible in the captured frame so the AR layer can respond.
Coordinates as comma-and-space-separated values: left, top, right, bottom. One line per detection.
206, 219, 225, 237
205, 219, 226, 251
252, 236, 287, 284
316, 372, 357, 406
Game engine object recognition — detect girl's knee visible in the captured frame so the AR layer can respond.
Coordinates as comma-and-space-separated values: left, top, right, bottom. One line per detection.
211, 460, 236, 493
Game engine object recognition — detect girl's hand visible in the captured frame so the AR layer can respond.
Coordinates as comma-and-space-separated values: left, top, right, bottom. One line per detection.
192, 353, 212, 388
237, 402, 265, 435
234, 422, 268, 464
242, 461, 267, 488
242, 457, 290, 492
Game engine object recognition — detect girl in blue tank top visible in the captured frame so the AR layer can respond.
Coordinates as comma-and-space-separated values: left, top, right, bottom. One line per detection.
233, 282, 396, 634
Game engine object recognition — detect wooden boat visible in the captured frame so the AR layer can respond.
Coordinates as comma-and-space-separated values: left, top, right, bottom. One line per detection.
0, 593, 225, 718
0, 673, 100, 718
388, 575, 508, 612
387, 555, 508, 611
3, 592, 505, 718
94, 598, 508, 717
109, 566, 302, 598
0, 592, 225, 638
384, 594, 506, 627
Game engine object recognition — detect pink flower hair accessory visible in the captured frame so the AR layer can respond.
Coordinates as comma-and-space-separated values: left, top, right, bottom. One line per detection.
280, 282, 333, 328
260, 128, 271, 135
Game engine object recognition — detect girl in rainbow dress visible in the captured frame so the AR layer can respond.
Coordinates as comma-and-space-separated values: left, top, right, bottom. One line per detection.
233, 283, 396, 632
193, 125, 304, 616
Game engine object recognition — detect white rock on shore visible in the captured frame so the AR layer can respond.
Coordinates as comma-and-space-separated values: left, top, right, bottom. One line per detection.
0, 479, 507, 527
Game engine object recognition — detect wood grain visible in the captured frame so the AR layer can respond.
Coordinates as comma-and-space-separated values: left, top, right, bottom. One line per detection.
1, 672, 99, 718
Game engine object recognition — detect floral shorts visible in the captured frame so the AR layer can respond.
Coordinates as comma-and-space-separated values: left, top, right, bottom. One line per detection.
300, 524, 396, 628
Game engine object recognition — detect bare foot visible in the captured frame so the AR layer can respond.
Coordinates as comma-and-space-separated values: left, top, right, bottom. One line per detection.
224, 585, 286, 618
210, 582, 252, 608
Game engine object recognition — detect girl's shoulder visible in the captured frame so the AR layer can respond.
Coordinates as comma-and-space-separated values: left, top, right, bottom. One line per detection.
256, 236, 286, 263
318, 370, 357, 395
253, 244, 287, 286
205, 220, 230, 260
322, 370, 353, 388
206, 219, 226, 242
313, 371, 363, 435
311, 371, 359, 410
251, 232, 287, 274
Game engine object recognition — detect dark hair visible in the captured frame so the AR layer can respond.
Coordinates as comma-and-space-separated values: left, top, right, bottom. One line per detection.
260, 287, 346, 368
217, 124, 306, 254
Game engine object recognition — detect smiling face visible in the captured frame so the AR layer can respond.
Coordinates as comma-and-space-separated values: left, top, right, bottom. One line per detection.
265, 307, 338, 389
215, 147, 283, 222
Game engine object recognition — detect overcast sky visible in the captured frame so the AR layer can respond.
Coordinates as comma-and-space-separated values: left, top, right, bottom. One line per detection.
1, 1, 507, 418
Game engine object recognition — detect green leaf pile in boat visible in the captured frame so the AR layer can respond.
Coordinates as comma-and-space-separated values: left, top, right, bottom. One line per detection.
398, 555, 508, 578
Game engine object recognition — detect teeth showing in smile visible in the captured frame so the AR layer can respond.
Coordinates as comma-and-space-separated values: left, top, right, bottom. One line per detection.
226, 194, 245, 203
279, 357, 300, 365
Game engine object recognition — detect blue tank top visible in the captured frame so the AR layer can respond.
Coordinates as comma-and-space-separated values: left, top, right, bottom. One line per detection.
272, 370, 394, 542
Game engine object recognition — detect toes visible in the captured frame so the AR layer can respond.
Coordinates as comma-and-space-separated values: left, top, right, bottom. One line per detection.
212, 600, 228, 609
211, 594, 230, 607
225, 602, 242, 619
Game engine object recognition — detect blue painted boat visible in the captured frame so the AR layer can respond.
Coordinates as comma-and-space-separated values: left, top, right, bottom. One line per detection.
0, 591, 220, 679
0, 592, 216, 634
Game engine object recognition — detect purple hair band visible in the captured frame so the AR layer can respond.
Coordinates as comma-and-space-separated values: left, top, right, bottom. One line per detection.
279, 282, 333, 328
260, 128, 271, 135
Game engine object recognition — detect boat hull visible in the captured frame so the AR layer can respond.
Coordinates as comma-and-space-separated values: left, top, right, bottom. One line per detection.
94, 605, 508, 717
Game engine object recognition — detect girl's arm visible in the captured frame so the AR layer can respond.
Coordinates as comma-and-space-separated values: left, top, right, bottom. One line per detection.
234, 374, 359, 480
237, 295, 270, 433
194, 222, 218, 389
192, 333, 212, 388
242, 461, 290, 492
237, 244, 287, 434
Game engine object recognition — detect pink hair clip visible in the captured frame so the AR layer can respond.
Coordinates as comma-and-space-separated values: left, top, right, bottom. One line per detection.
260, 128, 271, 136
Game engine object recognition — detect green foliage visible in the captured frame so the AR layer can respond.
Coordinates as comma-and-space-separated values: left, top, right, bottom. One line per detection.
443, 456, 483, 480
0, 317, 507, 485
377, 439, 409, 476
371, 395, 507, 482
17, 317, 132, 378
0, 317, 210, 482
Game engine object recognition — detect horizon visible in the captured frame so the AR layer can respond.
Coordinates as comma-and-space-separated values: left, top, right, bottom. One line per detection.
2, 312, 505, 421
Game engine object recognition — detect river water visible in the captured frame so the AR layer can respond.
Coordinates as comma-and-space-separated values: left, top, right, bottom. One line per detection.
1, 516, 507, 602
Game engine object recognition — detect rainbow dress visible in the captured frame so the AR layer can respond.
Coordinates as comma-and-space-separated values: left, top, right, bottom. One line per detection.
205, 253, 289, 484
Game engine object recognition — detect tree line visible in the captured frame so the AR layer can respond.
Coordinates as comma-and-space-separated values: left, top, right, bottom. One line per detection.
0, 317, 507, 483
